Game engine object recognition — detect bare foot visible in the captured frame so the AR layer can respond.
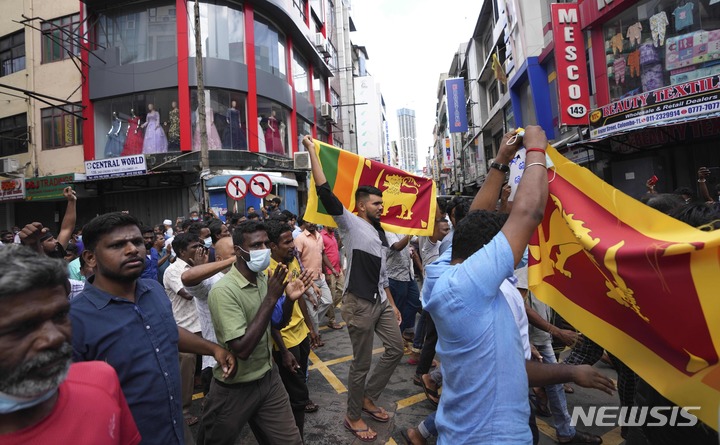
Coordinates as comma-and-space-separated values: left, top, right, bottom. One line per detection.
403, 428, 428, 445
344, 416, 377, 441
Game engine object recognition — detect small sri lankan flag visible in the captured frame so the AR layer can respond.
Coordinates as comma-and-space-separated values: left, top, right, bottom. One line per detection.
303, 139, 437, 236
529, 146, 720, 430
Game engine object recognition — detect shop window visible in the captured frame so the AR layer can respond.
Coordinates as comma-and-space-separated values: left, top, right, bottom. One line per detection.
603, 0, 720, 102
191, 88, 249, 152
188, 2, 244, 63
42, 105, 83, 150
96, 2, 177, 65
42, 14, 81, 63
254, 17, 287, 80
313, 73, 327, 106
0, 113, 28, 157
293, 52, 310, 99
298, 118, 312, 149
0, 31, 25, 76
258, 97, 290, 156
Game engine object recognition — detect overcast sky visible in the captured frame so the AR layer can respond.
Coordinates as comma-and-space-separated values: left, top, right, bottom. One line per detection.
350, 0, 482, 169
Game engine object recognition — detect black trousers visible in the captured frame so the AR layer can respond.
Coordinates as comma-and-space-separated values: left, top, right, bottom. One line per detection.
415, 311, 438, 376
273, 336, 311, 437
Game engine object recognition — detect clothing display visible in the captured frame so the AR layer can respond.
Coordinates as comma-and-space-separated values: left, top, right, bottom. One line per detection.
192, 107, 222, 151
104, 116, 125, 158
611, 32, 625, 54
613, 56, 627, 84
122, 115, 144, 156
222, 107, 247, 150
673, 3, 695, 32
626, 22, 643, 46
639, 42, 660, 65
142, 110, 168, 154
628, 50, 641, 77
642, 63, 664, 92
257, 117, 267, 153
650, 11, 670, 47
167, 106, 180, 150
264, 114, 285, 155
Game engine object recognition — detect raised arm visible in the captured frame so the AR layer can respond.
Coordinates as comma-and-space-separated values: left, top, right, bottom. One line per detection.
698, 167, 713, 203
500, 126, 549, 266
57, 187, 77, 249
303, 135, 327, 186
182, 256, 235, 287
471, 131, 522, 212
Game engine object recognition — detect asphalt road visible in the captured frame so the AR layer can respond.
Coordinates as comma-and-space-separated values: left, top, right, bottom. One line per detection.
187, 308, 624, 445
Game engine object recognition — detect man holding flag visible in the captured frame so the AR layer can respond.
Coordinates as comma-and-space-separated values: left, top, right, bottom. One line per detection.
303, 135, 403, 442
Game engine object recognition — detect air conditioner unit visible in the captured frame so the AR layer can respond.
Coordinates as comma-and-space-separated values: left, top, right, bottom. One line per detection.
314, 33, 331, 57
294, 152, 311, 170
0, 158, 19, 173
320, 102, 335, 122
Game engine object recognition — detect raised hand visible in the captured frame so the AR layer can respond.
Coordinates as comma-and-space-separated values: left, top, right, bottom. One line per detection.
63, 186, 77, 202
267, 263, 289, 301
286, 269, 314, 301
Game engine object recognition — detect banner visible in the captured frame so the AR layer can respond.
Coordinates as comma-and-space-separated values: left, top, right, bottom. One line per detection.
589, 75, 720, 139
85, 154, 147, 180
442, 138, 454, 167
529, 147, 720, 430
551, 3, 591, 126
445, 78, 468, 133
0, 178, 24, 202
304, 139, 437, 236
25, 174, 76, 201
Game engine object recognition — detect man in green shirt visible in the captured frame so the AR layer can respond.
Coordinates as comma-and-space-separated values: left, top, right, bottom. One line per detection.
198, 221, 312, 445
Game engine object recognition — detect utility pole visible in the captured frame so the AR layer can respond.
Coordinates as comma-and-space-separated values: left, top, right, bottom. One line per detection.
194, 0, 209, 210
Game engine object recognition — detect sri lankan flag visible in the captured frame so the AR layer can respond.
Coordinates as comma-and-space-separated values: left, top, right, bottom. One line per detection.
529, 146, 720, 429
304, 139, 437, 236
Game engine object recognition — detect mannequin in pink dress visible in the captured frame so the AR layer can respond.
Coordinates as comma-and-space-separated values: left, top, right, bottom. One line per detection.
192, 106, 222, 150
121, 108, 144, 156
264, 110, 285, 155
141, 103, 168, 153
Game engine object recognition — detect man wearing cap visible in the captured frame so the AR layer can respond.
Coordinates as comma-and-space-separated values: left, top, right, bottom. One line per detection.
163, 220, 174, 240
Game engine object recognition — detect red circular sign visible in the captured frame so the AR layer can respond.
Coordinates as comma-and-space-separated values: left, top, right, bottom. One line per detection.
249, 173, 273, 198
225, 176, 248, 201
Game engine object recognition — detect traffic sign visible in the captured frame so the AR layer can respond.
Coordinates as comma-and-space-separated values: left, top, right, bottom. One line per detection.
225, 176, 248, 201
249, 173, 273, 198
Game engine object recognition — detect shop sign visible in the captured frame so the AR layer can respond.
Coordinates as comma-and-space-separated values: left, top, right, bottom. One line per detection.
443, 138, 454, 167
551, 4, 591, 126
85, 154, 147, 180
589, 75, 720, 138
25, 174, 75, 201
445, 78, 468, 133
0, 178, 24, 202
565, 147, 595, 164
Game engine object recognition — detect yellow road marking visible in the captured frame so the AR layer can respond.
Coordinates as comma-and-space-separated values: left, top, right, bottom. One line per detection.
535, 417, 556, 440
386, 438, 397, 445
396, 392, 428, 410
192, 392, 204, 401
601, 426, 624, 445
310, 347, 385, 369
309, 350, 348, 394
319, 321, 347, 332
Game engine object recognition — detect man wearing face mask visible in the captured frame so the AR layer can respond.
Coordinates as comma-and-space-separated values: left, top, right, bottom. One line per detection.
0, 245, 141, 444
197, 220, 313, 445
163, 232, 203, 427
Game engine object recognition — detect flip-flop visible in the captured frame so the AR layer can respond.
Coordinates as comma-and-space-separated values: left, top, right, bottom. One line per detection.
421, 376, 440, 407
304, 401, 319, 413
557, 430, 602, 444
362, 406, 390, 423
344, 419, 377, 442
327, 322, 343, 330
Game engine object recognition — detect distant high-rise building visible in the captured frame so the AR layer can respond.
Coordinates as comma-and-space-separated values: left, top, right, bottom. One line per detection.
397, 108, 417, 173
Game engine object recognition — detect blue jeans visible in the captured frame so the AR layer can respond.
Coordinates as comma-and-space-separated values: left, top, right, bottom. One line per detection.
388, 278, 421, 334
535, 341, 575, 438
419, 412, 438, 438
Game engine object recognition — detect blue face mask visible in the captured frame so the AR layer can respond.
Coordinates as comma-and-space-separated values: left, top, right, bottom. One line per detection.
0, 389, 57, 414
204, 237, 212, 248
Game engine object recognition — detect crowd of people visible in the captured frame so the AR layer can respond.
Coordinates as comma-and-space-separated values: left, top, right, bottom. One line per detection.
0, 126, 718, 444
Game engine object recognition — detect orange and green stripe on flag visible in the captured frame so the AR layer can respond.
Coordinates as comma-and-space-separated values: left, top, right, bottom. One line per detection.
304, 139, 437, 236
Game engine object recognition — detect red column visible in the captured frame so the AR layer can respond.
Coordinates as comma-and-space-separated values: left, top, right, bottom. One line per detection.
308, 65, 317, 139
80, 2, 94, 161
590, 28, 610, 107
176, 0, 191, 152
287, 38, 299, 154
245, 6, 259, 152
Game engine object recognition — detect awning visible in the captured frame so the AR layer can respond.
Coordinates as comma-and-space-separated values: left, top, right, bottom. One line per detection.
204, 170, 299, 189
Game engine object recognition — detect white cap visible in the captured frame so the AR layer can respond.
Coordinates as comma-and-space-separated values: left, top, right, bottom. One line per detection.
163, 219, 172, 226
514, 265, 528, 290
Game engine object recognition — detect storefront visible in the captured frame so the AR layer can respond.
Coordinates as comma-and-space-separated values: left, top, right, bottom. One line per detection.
574, 0, 720, 199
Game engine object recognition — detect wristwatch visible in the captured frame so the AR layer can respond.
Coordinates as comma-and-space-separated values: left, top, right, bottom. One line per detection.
490, 162, 510, 173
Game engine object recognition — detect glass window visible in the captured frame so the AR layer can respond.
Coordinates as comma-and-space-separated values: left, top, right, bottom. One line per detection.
293, 52, 309, 99
0, 31, 25, 76
328, 41, 338, 70
191, 88, 249, 151
188, 2, 244, 63
42, 14, 81, 63
258, 97, 290, 156
310, 0, 325, 22
92, 89, 178, 159
293, 0, 307, 22
96, 2, 177, 65
488, 81, 499, 108
254, 17, 287, 80
313, 73, 327, 106
603, 0, 720, 102
327, 0, 336, 38
298, 117, 312, 149
0, 113, 27, 156
42, 105, 83, 150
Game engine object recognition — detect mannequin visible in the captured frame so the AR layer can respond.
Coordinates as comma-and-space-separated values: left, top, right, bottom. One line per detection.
122, 108, 144, 156
166, 100, 180, 151
104, 112, 125, 158
192, 104, 222, 151
264, 109, 285, 155
141, 103, 168, 154
257, 116, 267, 153
222, 100, 247, 150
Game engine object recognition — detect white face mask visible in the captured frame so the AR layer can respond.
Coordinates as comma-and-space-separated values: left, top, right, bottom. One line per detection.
203, 237, 212, 248
239, 246, 271, 272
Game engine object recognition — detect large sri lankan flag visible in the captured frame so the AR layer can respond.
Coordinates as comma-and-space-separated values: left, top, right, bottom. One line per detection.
529, 146, 720, 429
304, 139, 437, 236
